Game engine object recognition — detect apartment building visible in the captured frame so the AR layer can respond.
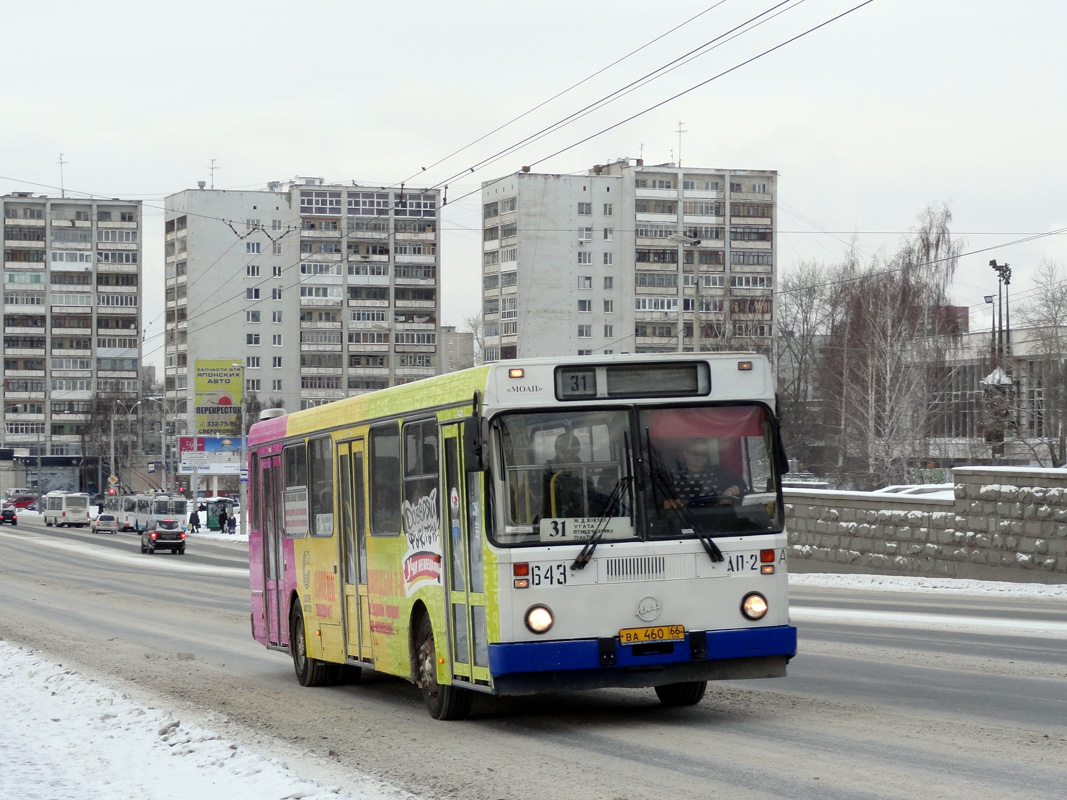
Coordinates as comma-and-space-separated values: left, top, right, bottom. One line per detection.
163, 178, 441, 432
1, 192, 143, 490
480, 159, 776, 360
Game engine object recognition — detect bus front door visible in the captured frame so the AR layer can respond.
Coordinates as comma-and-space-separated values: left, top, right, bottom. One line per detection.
441, 422, 490, 686
338, 440, 372, 661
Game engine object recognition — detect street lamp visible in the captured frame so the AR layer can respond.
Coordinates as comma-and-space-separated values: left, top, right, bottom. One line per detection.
984, 295, 996, 363
231, 362, 247, 534
989, 260, 1012, 361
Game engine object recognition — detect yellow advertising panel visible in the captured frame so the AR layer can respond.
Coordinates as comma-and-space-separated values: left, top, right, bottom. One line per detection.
194, 360, 243, 435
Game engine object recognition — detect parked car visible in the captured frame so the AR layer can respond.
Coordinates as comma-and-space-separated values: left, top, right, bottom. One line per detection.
140, 518, 186, 555
0, 506, 17, 526
91, 513, 119, 534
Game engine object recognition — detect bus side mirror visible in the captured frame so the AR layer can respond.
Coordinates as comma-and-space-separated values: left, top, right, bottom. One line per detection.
463, 418, 489, 473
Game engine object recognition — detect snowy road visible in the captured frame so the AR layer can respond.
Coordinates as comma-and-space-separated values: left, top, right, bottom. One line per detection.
1, 518, 1065, 799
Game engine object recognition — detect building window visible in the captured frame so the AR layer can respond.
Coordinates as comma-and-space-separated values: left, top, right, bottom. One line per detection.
578, 276, 592, 289
577, 251, 592, 265
604, 299, 614, 313
577, 325, 592, 338
603, 277, 613, 290
577, 349, 592, 356
578, 299, 592, 312
604, 324, 613, 338
730, 182, 742, 192
246, 333, 260, 345
246, 356, 261, 368
578, 227, 592, 242
246, 311, 261, 323
272, 288, 282, 300
272, 311, 282, 323
272, 379, 283, 391
272, 356, 283, 368
604, 228, 614, 241
603, 203, 613, 216
603, 253, 613, 266
246, 288, 260, 300
246, 265, 260, 278
246, 242, 261, 254
577, 202, 592, 215
272, 334, 283, 346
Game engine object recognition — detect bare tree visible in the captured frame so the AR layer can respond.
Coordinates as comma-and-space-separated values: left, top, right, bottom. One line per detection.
774, 260, 835, 470
463, 312, 486, 366
1010, 259, 1067, 466
817, 206, 963, 489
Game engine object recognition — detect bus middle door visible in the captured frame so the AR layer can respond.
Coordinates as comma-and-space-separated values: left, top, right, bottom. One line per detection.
337, 440, 372, 661
440, 422, 490, 686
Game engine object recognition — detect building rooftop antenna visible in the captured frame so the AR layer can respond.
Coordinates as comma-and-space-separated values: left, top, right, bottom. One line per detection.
57, 153, 68, 198
676, 121, 687, 168
207, 158, 219, 189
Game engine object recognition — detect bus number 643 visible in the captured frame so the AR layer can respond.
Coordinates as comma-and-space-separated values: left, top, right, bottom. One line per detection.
531, 563, 567, 586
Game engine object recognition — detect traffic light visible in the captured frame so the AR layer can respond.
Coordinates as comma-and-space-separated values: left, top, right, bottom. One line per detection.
108, 488, 116, 495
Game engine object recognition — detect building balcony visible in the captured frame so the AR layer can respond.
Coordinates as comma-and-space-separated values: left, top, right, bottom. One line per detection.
297, 297, 342, 307
299, 388, 346, 400
301, 251, 343, 262
299, 320, 343, 329
298, 367, 343, 376
394, 344, 436, 354
300, 228, 342, 238
299, 343, 342, 352
348, 342, 389, 353
394, 299, 436, 310
5, 348, 46, 357
50, 327, 93, 336
347, 298, 390, 308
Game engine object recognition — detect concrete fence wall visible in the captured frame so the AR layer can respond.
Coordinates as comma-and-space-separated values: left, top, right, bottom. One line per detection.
784, 467, 1067, 585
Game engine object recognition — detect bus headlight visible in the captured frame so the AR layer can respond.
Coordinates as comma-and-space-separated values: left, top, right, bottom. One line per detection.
740, 592, 769, 621
525, 605, 554, 634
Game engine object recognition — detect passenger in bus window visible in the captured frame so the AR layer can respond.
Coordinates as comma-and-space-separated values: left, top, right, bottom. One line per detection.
543, 433, 587, 518
662, 441, 746, 509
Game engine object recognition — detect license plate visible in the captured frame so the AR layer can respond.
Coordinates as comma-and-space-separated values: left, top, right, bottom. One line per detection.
618, 624, 685, 645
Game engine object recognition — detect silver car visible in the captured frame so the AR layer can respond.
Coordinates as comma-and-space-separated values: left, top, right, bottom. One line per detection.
91, 513, 119, 534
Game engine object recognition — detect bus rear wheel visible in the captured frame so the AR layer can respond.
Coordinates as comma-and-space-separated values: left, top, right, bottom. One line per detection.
291, 603, 340, 687
416, 615, 472, 720
654, 680, 707, 707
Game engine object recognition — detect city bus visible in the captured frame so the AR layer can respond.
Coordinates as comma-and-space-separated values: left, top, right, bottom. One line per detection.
42, 491, 91, 527
131, 493, 189, 532
247, 354, 796, 719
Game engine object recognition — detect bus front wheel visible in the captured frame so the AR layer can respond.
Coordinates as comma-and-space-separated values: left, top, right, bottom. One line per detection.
416, 615, 472, 720
290, 602, 339, 687
654, 680, 707, 707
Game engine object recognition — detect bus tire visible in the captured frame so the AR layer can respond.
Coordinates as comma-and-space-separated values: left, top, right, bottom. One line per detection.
654, 680, 707, 707
416, 615, 472, 721
290, 603, 339, 687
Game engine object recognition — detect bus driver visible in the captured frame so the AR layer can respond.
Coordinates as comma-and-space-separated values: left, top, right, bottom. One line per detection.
662, 441, 746, 509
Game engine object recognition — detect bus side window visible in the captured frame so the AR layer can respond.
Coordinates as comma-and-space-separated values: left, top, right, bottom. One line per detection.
370, 424, 401, 535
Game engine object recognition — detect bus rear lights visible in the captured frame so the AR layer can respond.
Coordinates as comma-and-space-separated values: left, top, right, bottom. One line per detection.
508, 368, 525, 378
761, 565, 775, 575
513, 563, 530, 589
760, 549, 775, 573
741, 592, 769, 621
737, 360, 754, 371
525, 605, 554, 634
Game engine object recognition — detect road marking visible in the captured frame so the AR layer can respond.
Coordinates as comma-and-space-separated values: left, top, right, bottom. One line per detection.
792, 605, 1067, 639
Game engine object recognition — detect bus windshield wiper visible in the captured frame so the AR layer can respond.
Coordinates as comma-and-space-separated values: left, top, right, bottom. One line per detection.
571, 475, 632, 571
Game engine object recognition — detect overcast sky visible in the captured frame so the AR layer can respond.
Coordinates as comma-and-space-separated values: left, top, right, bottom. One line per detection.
2, 1, 1064, 371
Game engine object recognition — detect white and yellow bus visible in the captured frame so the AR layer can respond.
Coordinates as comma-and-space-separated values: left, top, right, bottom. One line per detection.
248, 354, 797, 719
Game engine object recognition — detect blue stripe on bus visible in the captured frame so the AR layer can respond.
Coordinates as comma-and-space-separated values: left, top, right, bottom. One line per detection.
488, 625, 797, 676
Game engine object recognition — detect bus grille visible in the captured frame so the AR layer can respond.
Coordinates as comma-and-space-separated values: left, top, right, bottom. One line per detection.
602, 555, 688, 582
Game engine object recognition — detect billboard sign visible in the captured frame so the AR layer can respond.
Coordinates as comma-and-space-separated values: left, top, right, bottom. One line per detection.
178, 436, 245, 475
195, 360, 243, 436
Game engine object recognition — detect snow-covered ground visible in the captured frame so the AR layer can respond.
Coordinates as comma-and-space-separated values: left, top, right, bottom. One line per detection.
3, 511, 1065, 799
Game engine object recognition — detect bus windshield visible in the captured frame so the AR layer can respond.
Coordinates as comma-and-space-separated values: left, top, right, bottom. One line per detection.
495, 404, 782, 546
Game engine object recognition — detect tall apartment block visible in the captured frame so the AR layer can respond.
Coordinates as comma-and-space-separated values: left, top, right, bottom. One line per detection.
479, 159, 776, 360
1, 192, 143, 492
163, 178, 441, 433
